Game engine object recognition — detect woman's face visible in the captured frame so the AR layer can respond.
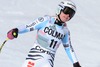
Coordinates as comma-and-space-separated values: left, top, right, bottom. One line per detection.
59, 12, 70, 23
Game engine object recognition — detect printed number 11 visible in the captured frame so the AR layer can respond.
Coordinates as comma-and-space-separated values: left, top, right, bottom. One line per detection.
50, 39, 57, 49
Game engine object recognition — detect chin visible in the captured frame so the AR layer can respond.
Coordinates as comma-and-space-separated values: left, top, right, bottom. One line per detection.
63, 20, 68, 23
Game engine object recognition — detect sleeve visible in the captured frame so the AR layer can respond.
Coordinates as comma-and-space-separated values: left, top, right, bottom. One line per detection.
62, 30, 78, 64
17, 16, 49, 34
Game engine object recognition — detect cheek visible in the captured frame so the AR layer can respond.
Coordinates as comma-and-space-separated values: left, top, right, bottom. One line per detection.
65, 17, 70, 21
60, 13, 70, 22
60, 16, 70, 22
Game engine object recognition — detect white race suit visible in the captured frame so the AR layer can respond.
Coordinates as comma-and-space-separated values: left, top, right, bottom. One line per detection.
17, 15, 78, 67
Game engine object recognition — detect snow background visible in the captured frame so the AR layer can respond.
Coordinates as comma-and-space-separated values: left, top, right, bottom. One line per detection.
0, 0, 100, 67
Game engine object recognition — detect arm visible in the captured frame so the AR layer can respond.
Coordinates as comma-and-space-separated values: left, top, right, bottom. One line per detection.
62, 30, 81, 67
7, 16, 49, 39
17, 16, 48, 34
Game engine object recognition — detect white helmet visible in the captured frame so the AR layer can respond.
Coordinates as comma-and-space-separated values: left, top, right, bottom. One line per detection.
56, 0, 76, 19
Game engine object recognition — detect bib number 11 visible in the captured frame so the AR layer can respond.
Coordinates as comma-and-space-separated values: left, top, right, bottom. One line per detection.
49, 39, 58, 49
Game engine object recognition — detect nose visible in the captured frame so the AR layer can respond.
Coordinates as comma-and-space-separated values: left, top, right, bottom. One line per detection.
65, 14, 70, 18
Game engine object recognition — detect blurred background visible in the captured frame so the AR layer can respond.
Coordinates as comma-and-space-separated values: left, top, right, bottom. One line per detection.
0, 0, 100, 67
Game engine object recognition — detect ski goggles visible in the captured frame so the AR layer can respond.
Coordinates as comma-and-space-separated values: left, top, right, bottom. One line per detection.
61, 7, 75, 19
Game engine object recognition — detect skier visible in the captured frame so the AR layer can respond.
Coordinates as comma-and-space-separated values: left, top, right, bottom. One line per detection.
7, 0, 81, 67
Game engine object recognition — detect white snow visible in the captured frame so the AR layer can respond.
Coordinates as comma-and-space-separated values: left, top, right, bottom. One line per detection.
0, 0, 100, 67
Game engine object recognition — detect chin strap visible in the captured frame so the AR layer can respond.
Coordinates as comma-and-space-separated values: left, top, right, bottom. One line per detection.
57, 14, 65, 23
55, 19, 63, 26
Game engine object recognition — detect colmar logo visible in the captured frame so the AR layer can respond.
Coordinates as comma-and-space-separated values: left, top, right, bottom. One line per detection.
44, 27, 65, 40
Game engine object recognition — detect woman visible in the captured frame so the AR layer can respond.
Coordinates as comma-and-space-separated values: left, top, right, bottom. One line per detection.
7, 0, 81, 67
